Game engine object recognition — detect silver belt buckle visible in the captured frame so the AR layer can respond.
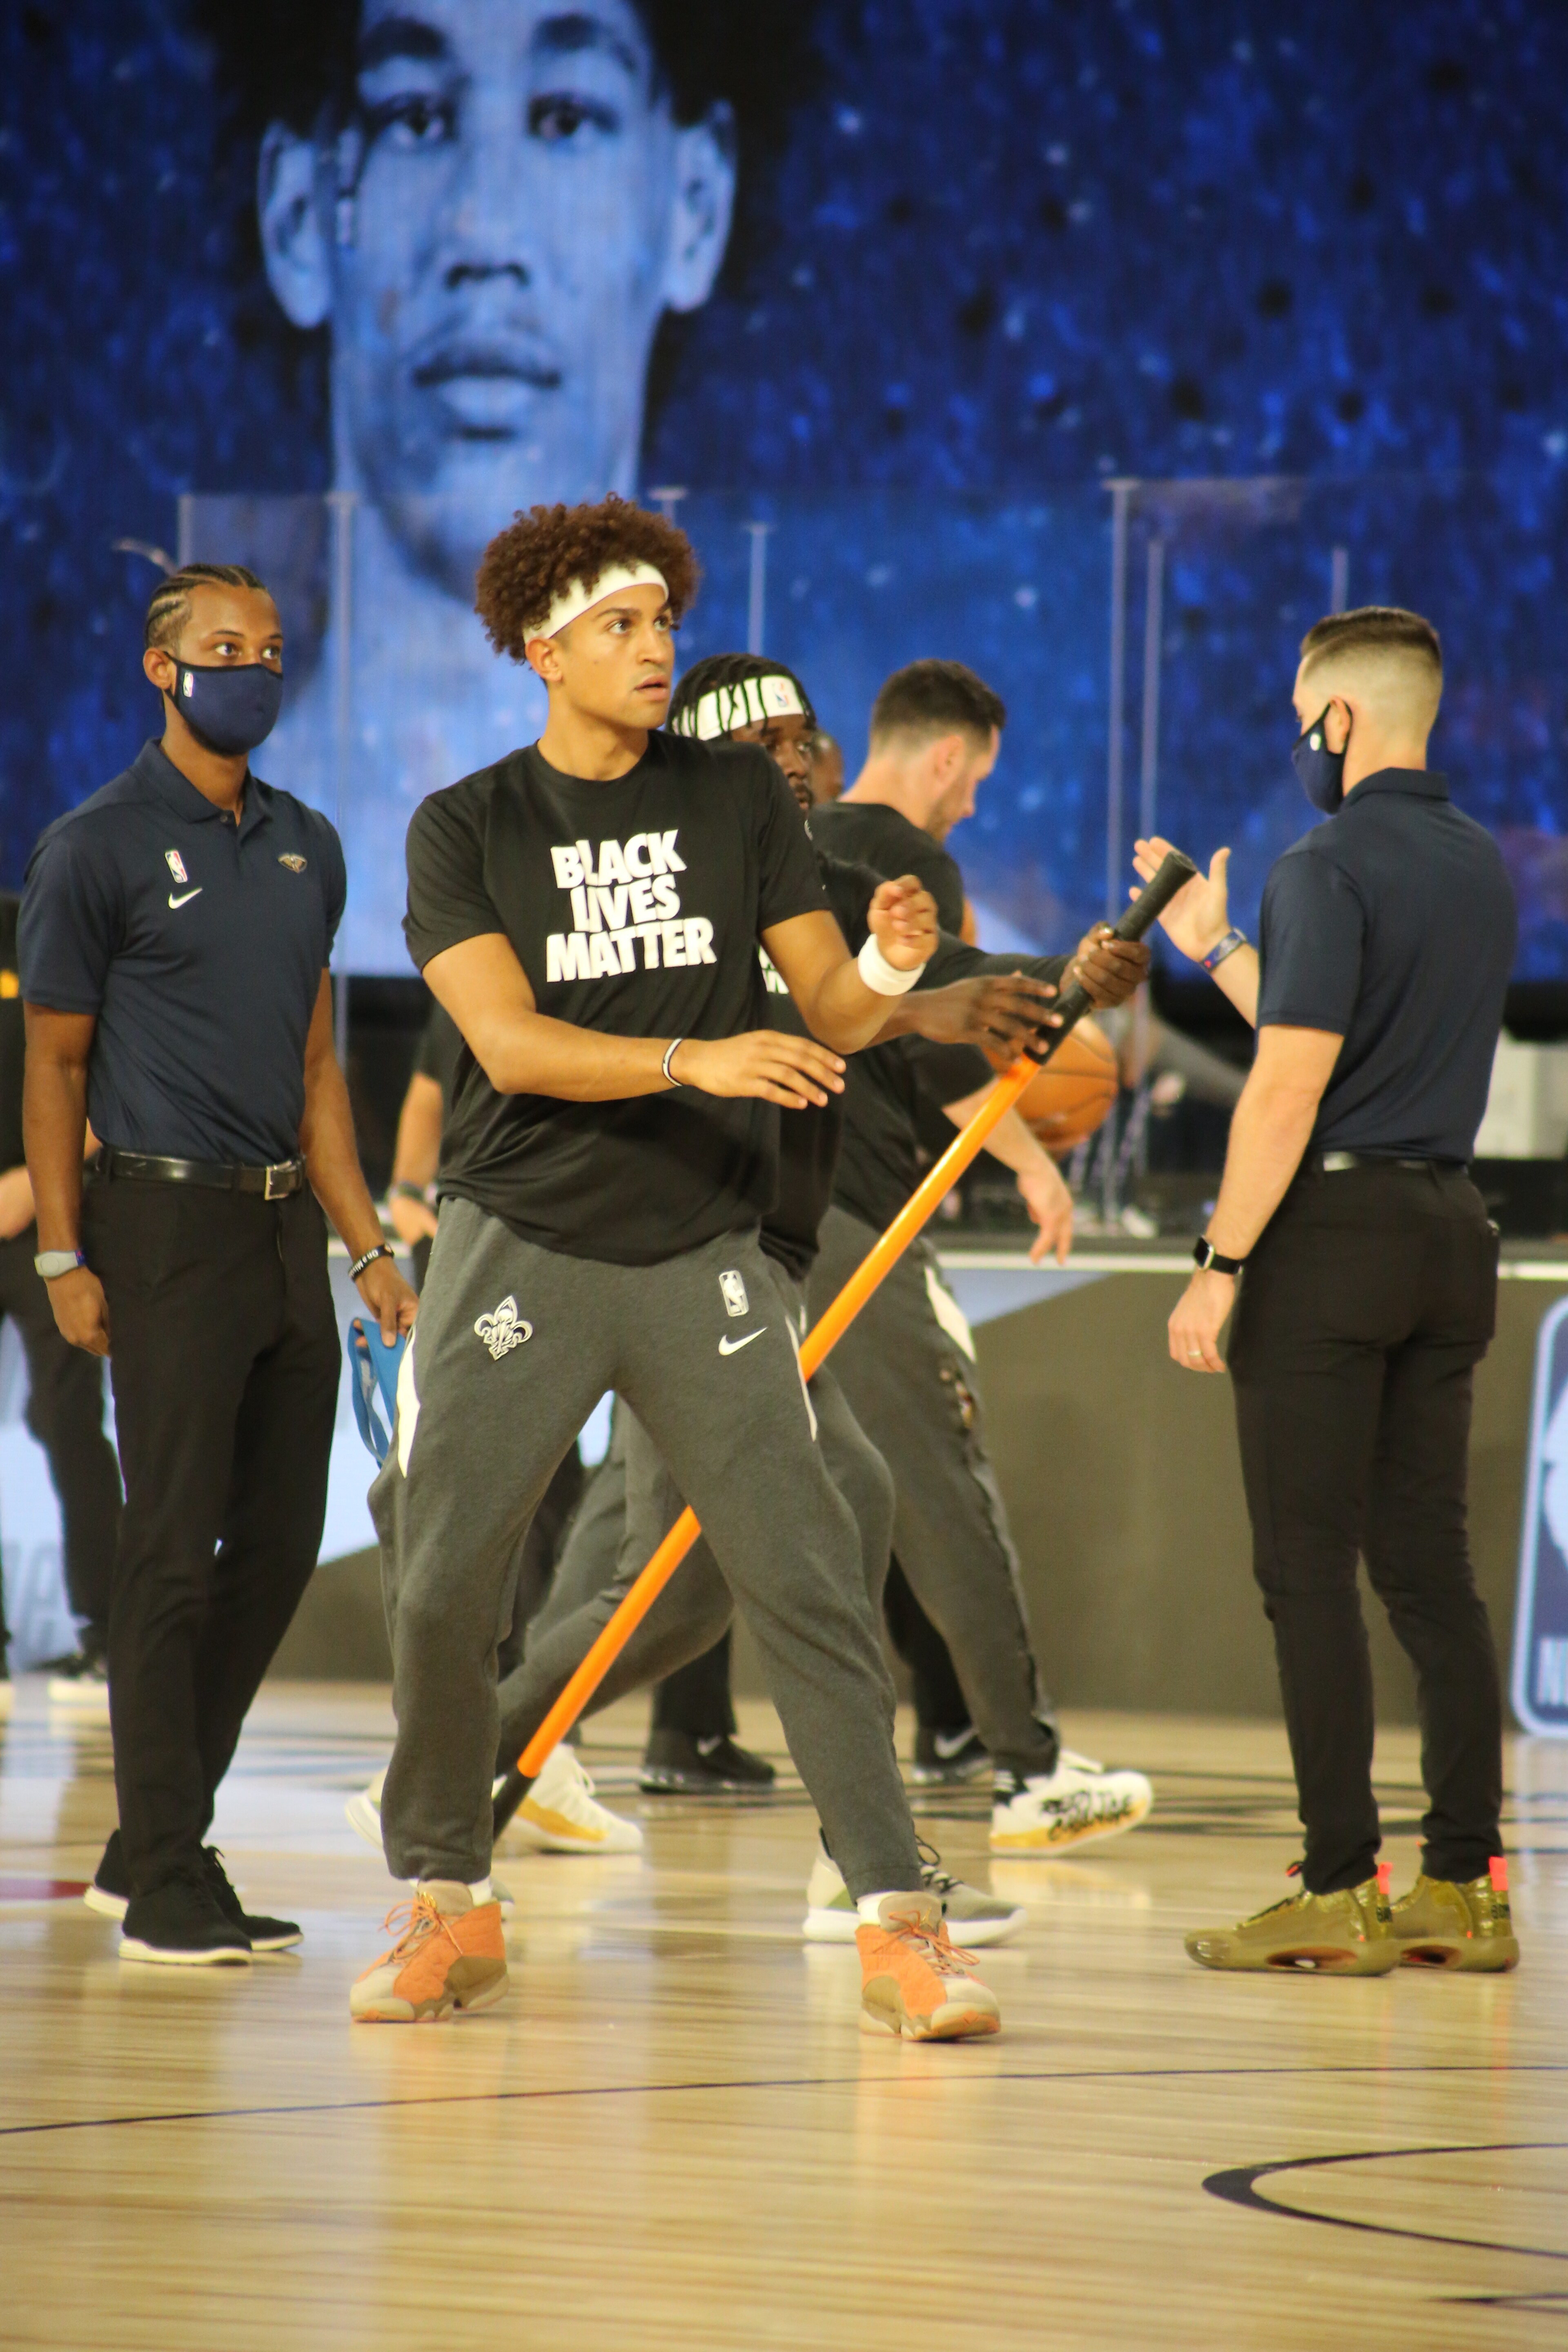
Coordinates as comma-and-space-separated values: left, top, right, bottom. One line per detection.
1321, 1151, 1357, 1173
264, 1161, 292, 1200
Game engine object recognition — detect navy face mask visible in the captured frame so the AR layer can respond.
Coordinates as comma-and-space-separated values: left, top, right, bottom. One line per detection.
1292, 703, 1346, 815
172, 661, 283, 757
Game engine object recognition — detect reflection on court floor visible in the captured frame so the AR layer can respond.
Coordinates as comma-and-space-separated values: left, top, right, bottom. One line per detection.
0, 1688, 1564, 2350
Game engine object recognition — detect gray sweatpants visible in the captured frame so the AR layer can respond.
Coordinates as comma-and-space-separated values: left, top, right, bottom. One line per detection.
371, 1200, 920, 1898
808, 1206, 1059, 1777
497, 1261, 896, 1760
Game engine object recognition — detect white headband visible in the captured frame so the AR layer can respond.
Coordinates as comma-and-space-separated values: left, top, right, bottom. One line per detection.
672, 673, 808, 739
531, 562, 669, 641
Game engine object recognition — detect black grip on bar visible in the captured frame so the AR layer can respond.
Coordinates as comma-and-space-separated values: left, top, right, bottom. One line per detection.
1022, 850, 1198, 1069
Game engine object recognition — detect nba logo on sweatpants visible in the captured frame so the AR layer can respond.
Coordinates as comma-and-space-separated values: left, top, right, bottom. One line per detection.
1511, 1292, 1568, 1734
719, 1270, 749, 1319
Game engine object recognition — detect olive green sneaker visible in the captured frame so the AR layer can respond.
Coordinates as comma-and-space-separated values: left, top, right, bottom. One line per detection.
1185, 1872, 1400, 1975
1390, 1860, 1519, 1973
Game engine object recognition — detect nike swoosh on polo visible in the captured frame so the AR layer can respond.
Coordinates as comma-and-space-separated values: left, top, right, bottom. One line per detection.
167, 889, 203, 909
717, 1328, 767, 1356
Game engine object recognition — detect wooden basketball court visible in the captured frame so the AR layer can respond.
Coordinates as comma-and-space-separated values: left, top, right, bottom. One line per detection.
1, 1684, 1563, 2349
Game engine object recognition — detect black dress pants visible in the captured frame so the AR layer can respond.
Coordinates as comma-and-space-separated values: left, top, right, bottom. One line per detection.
0, 1227, 121, 1653
1228, 1160, 1502, 1895
85, 1178, 340, 1895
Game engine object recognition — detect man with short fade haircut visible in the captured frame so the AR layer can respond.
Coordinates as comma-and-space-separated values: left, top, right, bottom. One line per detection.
202, 0, 810, 966
1137, 604, 1521, 1976
356, 495, 1002, 2038
820, 660, 1008, 927
813, 662, 1156, 1852
21, 563, 415, 1967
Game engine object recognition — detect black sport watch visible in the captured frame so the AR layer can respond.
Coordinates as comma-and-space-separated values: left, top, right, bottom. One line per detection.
1192, 1236, 1247, 1276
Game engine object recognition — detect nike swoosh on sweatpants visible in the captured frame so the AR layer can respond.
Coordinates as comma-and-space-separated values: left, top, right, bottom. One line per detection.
717, 1328, 768, 1356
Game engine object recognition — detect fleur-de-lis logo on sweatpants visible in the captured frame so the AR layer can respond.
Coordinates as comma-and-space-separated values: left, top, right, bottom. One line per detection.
474, 1295, 532, 1361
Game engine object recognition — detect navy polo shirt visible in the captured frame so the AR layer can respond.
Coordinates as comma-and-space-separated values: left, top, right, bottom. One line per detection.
1256, 768, 1517, 1161
20, 740, 345, 1164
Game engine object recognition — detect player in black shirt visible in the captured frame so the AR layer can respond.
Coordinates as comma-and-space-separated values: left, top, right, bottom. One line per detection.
491, 649, 1099, 1945
813, 662, 1156, 1855
356, 497, 1003, 2040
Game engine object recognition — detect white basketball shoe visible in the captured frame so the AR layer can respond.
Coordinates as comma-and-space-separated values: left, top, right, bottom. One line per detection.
989, 1749, 1153, 1854
503, 1744, 644, 1856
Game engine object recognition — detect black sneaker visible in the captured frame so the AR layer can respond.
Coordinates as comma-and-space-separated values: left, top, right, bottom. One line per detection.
119, 1868, 252, 1966
0, 1649, 10, 1723
201, 1846, 302, 1952
638, 1729, 777, 1793
910, 1725, 992, 1786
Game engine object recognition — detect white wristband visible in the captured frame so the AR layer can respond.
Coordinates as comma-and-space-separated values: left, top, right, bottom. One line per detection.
857, 932, 925, 998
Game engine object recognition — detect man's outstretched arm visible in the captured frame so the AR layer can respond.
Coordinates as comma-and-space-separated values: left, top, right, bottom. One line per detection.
424, 933, 851, 1112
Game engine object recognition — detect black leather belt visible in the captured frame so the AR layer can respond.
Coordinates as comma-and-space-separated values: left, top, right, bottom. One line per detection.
99, 1147, 306, 1199
1317, 1151, 1468, 1175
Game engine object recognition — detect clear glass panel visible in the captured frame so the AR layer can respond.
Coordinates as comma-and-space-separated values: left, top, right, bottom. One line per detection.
180, 474, 1568, 978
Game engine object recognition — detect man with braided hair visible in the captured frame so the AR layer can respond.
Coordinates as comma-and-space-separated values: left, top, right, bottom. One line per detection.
356, 494, 1008, 2037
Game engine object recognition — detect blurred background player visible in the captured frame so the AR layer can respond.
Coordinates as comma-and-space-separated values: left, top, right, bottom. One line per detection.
812, 660, 1156, 1852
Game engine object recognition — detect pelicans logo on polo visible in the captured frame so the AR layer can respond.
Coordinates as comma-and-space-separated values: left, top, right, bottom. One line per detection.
278, 853, 308, 873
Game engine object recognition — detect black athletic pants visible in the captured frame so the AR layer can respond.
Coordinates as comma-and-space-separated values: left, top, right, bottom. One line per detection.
1228, 1160, 1503, 1896
884, 1558, 971, 1732
85, 1178, 339, 1896
0, 1227, 121, 1655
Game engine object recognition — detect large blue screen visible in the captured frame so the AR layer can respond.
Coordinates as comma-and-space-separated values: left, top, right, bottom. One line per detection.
4, 3, 1568, 970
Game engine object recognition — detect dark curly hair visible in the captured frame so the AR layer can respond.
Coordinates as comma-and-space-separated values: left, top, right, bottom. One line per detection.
667, 651, 817, 737
475, 496, 701, 661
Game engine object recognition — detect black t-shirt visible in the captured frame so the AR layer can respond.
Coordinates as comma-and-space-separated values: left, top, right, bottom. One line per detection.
403, 733, 827, 1266
812, 799, 967, 935
766, 845, 1070, 1247
811, 802, 1069, 1231
0, 895, 23, 1173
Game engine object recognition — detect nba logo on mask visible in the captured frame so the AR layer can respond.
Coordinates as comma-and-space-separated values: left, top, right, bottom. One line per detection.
165, 850, 188, 886
719, 1271, 749, 1320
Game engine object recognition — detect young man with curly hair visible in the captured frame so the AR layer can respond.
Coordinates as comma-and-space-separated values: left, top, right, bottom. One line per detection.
354, 497, 1003, 2039
474, 648, 1154, 1944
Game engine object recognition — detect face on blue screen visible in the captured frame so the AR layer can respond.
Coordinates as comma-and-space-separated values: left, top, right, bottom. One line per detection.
261, 0, 736, 597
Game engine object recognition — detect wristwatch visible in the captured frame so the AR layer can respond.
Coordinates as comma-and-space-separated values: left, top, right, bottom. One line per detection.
1192, 1236, 1247, 1276
34, 1249, 86, 1281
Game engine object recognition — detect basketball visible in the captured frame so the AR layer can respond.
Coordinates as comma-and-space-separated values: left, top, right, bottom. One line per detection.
999, 1018, 1120, 1152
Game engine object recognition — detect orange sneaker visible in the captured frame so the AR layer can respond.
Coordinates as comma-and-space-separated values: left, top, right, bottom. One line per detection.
350, 1881, 509, 2023
856, 1892, 1001, 2040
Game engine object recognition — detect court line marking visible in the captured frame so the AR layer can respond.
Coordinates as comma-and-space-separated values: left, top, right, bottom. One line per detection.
3, 2066, 1567, 2147
1204, 2139, 1568, 2266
